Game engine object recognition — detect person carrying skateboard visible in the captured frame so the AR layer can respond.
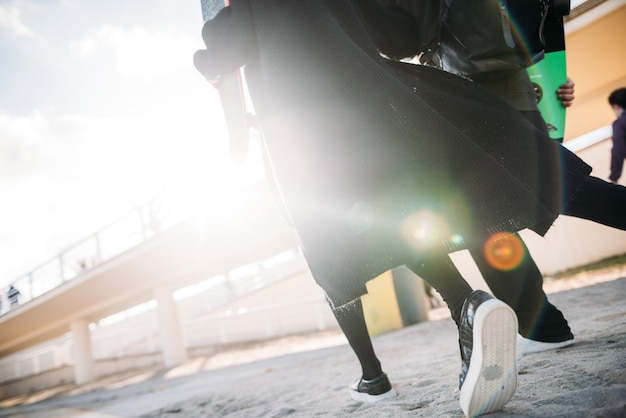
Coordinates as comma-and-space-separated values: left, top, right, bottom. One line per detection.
337, 1, 617, 405
194, 0, 626, 415
332, 2, 581, 406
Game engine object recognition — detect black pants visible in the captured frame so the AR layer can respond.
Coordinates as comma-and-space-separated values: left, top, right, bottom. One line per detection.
468, 236, 570, 341
334, 175, 626, 379
477, 110, 568, 340
448, 175, 626, 340
334, 252, 472, 380
564, 176, 626, 230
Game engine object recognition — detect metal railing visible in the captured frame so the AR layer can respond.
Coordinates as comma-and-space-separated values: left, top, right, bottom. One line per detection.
562, 125, 611, 152
0, 175, 269, 316
0, 196, 187, 314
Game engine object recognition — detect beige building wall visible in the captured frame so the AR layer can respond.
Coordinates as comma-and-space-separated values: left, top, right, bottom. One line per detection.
565, 2, 626, 140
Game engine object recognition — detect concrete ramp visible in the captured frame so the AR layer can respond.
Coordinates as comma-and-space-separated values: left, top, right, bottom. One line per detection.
0, 181, 299, 357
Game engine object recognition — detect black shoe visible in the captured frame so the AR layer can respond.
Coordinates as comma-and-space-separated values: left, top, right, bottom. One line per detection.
517, 335, 575, 356
459, 290, 518, 417
517, 301, 575, 356
349, 372, 397, 403
522, 302, 574, 343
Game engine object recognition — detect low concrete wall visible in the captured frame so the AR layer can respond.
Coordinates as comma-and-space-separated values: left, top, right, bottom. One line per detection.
0, 353, 164, 399
0, 270, 339, 399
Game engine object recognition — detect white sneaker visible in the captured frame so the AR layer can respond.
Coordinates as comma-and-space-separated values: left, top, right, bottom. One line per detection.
517, 335, 575, 356
459, 291, 518, 418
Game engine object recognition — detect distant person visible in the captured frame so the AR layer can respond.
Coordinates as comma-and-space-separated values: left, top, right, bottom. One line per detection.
8, 284, 21, 309
608, 87, 626, 184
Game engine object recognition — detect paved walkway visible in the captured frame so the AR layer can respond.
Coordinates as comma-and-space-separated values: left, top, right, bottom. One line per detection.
1, 273, 625, 417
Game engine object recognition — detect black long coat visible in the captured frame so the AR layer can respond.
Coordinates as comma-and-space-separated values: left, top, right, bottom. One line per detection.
200, 0, 591, 307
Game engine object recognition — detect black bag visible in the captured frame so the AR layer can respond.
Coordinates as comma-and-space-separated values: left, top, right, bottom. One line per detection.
439, 0, 537, 77
376, 0, 569, 77
436, 0, 569, 78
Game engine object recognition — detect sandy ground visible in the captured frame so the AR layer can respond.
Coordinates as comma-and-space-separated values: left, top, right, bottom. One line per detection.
1, 269, 625, 417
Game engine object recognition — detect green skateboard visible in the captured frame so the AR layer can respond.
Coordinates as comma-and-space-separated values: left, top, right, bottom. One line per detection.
526, 1, 570, 143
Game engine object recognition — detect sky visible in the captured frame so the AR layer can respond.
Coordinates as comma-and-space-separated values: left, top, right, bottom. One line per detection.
0, 0, 262, 288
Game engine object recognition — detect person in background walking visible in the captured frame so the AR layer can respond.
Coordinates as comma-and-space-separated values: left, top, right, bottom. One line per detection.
8, 284, 21, 309
608, 87, 626, 184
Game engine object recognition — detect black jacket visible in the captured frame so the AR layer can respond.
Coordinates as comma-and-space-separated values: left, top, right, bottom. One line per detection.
378, 0, 568, 79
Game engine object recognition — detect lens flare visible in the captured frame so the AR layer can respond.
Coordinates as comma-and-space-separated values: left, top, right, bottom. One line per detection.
451, 234, 465, 246
401, 210, 450, 251
483, 232, 525, 271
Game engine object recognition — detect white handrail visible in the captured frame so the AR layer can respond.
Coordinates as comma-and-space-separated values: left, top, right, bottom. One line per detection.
564, 125, 612, 153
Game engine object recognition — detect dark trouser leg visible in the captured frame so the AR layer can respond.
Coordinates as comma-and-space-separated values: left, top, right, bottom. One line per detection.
331, 253, 472, 379
332, 298, 382, 380
405, 253, 473, 326
564, 176, 626, 230
468, 238, 573, 342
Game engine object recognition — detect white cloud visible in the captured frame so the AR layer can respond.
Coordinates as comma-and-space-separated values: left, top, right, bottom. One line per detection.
0, 0, 36, 38
0, 110, 89, 180
71, 24, 199, 82
0, 111, 50, 179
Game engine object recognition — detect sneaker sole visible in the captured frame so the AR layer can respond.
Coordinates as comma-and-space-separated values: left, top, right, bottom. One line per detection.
349, 387, 397, 403
460, 299, 518, 417
517, 336, 575, 356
